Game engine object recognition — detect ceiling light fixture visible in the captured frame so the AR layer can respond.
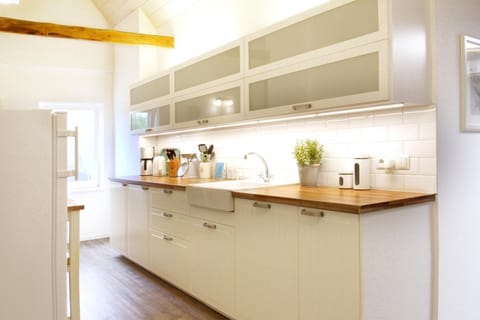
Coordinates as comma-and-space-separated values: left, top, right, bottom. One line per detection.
0, 0, 19, 4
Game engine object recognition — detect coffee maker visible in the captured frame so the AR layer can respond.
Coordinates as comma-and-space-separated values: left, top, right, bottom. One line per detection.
140, 147, 154, 176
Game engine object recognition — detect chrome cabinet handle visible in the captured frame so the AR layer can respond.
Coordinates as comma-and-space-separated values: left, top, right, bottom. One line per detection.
292, 103, 312, 112
253, 202, 271, 209
145, 128, 153, 132
163, 212, 173, 218
197, 119, 209, 125
163, 189, 173, 194
121, 183, 128, 187
142, 186, 149, 191
300, 209, 324, 217
163, 235, 173, 241
203, 222, 217, 229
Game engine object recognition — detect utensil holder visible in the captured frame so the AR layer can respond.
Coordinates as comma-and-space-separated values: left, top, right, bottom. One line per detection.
199, 162, 212, 178
167, 159, 180, 177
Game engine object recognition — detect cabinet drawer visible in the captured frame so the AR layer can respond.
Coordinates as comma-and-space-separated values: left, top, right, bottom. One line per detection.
151, 188, 187, 214
190, 205, 235, 226
151, 209, 191, 241
150, 232, 190, 290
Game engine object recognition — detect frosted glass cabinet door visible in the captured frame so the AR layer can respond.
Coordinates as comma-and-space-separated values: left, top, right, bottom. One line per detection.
174, 45, 241, 93
174, 82, 242, 128
247, 0, 382, 71
130, 74, 170, 106
246, 41, 388, 119
130, 104, 171, 134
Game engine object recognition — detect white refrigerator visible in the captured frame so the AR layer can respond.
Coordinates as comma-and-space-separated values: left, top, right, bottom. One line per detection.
0, 110, 74, 320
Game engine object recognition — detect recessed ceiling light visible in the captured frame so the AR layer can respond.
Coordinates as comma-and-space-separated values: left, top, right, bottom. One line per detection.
0, 0, 19, 4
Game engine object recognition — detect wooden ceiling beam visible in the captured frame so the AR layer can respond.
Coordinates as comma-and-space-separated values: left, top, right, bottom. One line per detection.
0, 16, 174, 48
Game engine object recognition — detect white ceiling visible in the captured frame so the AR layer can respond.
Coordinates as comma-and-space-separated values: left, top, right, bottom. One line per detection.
91, 0, 196, 30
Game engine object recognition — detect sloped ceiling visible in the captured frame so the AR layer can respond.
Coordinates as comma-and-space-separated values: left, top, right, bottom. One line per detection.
91, 0, 196, 30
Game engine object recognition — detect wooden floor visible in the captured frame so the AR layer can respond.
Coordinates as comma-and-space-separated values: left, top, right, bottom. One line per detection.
80, 238, 229, 320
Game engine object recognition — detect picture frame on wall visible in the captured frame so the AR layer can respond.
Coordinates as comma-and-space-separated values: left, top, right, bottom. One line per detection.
460, 35, 480, 131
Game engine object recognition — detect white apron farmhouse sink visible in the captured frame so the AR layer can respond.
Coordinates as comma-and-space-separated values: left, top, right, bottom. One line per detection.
186, 179, 285, 212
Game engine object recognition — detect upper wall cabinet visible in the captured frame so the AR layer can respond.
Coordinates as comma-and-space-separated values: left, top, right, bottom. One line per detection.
130, 73, 170, 107
246, 41, 388, 118
246, 0, 388, 75
128, 0, 431, 135
174, 81, 243, 129
130, 98, 172, 135
173, 41, 243, 96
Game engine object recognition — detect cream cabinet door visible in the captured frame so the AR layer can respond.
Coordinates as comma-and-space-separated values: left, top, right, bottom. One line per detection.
298, 208, 360, 320
235, 199, 298, 320
126, 185, 150, 267
150, 231, 190, 290
189, 214, 235, 315
110, 183, 127, 255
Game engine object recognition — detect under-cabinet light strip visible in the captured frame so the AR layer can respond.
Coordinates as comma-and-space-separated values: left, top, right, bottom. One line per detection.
143, 103, 405, 137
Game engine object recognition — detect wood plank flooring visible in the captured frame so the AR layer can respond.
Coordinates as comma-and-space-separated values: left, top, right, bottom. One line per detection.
80, 238, 229, 320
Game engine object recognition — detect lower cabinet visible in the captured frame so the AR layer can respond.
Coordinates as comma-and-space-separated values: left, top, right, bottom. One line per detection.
298, 207, 360, 320
235, 199, 298, 320
189, 207, 235, 316
150, 230, 190, 290
110, 184, 127, 255
126, 185, 150, 266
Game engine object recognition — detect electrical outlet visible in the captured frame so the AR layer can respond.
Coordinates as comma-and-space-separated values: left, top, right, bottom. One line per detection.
376, 155, 410, 170
394, 155, 410, 170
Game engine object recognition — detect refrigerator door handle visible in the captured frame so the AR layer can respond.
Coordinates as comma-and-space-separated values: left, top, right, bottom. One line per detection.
57, 126, 79, 180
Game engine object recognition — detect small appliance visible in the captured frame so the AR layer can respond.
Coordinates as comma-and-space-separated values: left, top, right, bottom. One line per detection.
353, 156, 370, 190
140, 147, 154, 176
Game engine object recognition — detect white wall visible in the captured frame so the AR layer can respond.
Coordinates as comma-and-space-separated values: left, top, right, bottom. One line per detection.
0, 0, 114, 240
435, 0, 480, 319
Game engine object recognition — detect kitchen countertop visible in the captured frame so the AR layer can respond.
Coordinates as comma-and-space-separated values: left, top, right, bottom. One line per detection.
110, 176, 436, 214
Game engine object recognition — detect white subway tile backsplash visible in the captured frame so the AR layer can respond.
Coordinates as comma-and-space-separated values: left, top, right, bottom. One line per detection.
151, 106, 436, 193
361, 126, 389, 142
403, 106, 436, 124
388, 124, 419, 141
404, 140, 436, 157
419, 158, 437, 175
404, 175, 437, 193
420, 122, 436, 140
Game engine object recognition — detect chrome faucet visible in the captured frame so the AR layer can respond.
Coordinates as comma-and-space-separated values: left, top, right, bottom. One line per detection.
244, 152, 273, 183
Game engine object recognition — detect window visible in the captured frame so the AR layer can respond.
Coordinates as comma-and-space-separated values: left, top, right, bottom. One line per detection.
39, 102, 104, 189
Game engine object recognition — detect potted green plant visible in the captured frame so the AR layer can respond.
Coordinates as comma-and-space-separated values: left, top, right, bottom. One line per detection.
293, 138, 323, 186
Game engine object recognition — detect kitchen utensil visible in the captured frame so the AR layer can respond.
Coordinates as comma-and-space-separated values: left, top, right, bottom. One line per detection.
207, 144, 214, 155
198, 144, 208, 153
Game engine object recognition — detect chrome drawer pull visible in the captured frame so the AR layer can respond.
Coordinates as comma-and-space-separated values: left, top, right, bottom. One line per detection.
121, 183, 128, 187
197, 119, 209, 125
142, 186, 149, 191
145, 128, 153, 132
203, 222, 217, 229
292, 103, 312, 111
301, 209, 324, 217
163, 212, 173, 218
253, 202, 271, 209
163, 235, 173, 241
163, 189, 173, 194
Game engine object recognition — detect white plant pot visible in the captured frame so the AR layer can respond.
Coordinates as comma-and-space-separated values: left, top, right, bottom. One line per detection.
298, 165, 320, 187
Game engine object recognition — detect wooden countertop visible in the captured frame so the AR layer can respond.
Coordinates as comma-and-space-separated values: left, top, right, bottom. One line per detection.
110, 175, 220, 190
232, 185, 436, 214
68, 200, 85, 212
110, 176, 436, 214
